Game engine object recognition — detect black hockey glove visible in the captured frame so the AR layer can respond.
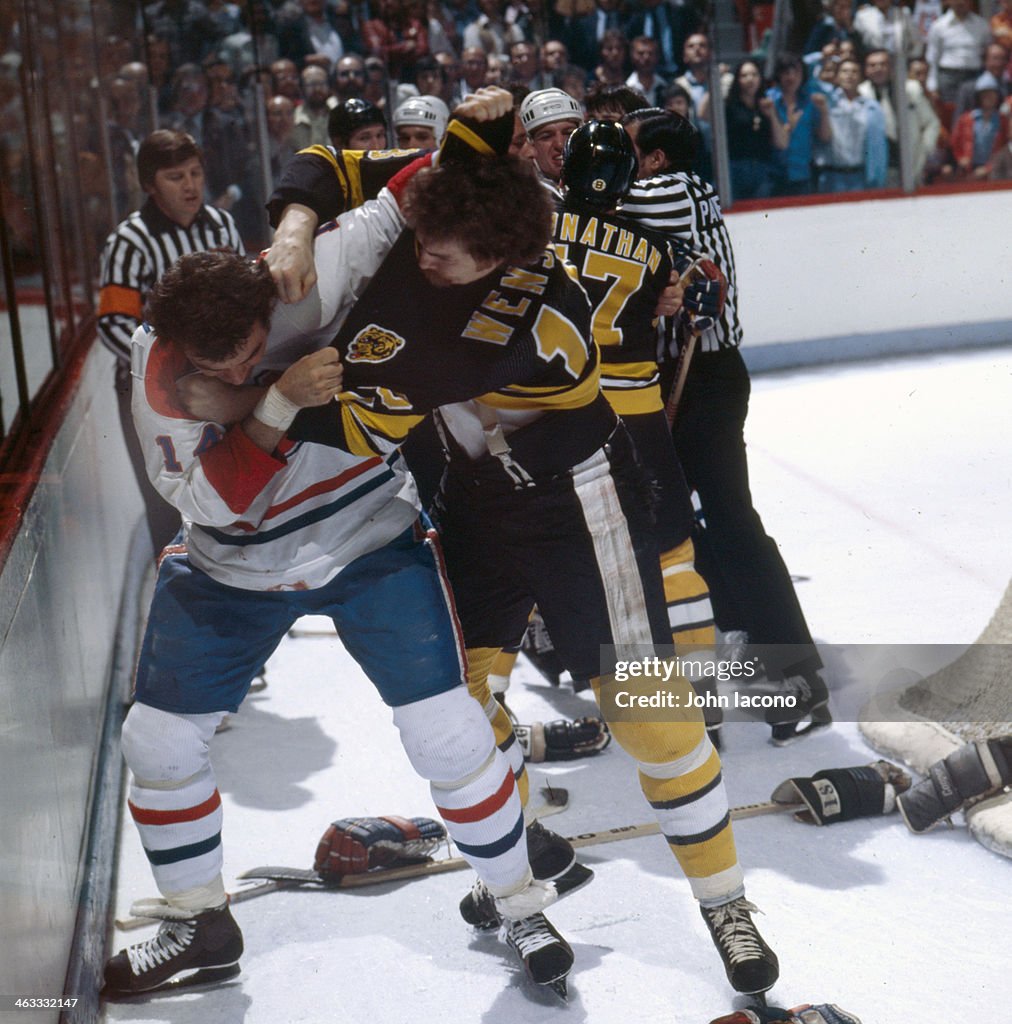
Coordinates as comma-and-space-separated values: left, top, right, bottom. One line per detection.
313, 816, 446, 880
898, 735, 1012, 833
514, 717, 611, 763
770, 760, 912, 825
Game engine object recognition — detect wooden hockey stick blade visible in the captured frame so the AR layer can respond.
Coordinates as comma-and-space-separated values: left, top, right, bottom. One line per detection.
114, 798, 800, 930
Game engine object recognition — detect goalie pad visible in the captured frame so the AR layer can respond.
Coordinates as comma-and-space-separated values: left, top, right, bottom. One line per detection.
514, 717, 611, 763
897, 735, 1012, 834
771, 760, 911, 826
708, 1004, 862, 1024
313, 816, 446, 880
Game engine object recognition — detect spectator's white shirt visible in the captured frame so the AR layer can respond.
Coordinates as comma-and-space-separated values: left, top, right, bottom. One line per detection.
852, 3, 918, 57
925, 8, 991, 91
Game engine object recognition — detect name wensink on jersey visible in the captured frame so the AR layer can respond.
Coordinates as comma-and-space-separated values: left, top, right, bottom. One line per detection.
460, 252, 554, 346
551, 211, 664, 274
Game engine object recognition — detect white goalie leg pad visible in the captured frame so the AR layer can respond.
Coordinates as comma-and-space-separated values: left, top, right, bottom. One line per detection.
394, 687, 529, 894
122, 703, 228, 897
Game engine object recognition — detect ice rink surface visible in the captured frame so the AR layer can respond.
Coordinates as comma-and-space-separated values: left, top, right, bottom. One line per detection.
104, 346, 1012, 1024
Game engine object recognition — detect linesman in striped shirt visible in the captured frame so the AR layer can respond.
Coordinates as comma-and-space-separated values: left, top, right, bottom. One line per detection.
97, 129, 244, 554
619, 109, 832, 744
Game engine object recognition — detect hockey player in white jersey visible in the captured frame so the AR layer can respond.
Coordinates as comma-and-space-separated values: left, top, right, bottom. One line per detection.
103, 247, 572, 998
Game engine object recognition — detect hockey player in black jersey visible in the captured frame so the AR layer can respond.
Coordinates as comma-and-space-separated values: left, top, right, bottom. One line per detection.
620, 108, 833, 744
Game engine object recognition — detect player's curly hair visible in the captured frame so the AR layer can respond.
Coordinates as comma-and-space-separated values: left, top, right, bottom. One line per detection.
146, 250, 277, 362
401, 156, 553, 269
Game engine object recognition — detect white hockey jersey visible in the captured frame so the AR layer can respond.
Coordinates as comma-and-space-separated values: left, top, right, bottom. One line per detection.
130, 252, 419, 591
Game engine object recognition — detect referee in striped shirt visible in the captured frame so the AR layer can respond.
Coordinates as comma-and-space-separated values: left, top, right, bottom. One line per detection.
98, 129, 244, 555
618, 108, 831, 744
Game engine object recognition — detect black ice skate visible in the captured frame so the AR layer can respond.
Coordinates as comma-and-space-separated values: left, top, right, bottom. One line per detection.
767, 673, 832, 746
700, 896, 780, 995
102, 903, 243, 997
462, 879, 574, 997
459, 820, 591, 929
501, 910, 574, 999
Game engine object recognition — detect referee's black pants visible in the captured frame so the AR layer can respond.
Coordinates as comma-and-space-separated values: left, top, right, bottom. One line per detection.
671, 347, 822, 682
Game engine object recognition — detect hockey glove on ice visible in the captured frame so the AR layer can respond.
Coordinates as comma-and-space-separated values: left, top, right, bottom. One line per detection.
314, 816, 446, 879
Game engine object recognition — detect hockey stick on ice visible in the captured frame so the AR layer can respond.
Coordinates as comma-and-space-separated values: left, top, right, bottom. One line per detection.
114, 797, 801, 930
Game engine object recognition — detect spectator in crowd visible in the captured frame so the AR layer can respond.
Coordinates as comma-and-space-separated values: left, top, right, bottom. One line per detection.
724, 58, 788, 199
334, 53, 368, 102
143, 0, 225, 67
207, 0, 242, 36
363, 55, 390, 109
852, 0, 918, 60
415, 54, 451, 98
219, 0, 279, 77
558, 62, 589, 103
593, 27, 629, 87
626, 35, 668, 106
144, 32, 175, 115
541, 38, 569, 80
623, 0, 695, 78
363, 0, 430, 79
766, 52, 832, 194
662, 80, 694, 119
328, 96, 390, 148
908, 55, 931, 88
859, 47, 940, 184
392, 93, 450, 145
270, 58, 303, 103
97, 129, 244, 557
510, 39, 551, 89
912, 0, 943, 55
105, 76, 145, 219
424, 0, 458, 53
463, 0, 524, 55
486, 51, 511, 83
435, 50, 464, 103
266, 94, 298, 184
277, 0, 348, 68
804, 0, 862, 58
460, 45, 490, 94
816, 55, 888, 191
925, 0, 991, 104
944, 70, 1010, 178
993, 0, 1012, 52
676, 32, 730, 180
556, 0, 624, 73
293, 63, 336, 148
952, 42, 1011, 125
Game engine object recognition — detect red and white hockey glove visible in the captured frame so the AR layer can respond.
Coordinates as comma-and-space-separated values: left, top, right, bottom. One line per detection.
708, 1004, 863, 1024
674, 253, 726, 333
313, 816, 446, 880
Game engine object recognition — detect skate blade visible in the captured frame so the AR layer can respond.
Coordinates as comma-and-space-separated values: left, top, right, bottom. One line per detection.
770, 706, 833, 747
544, 976, 569, 1001
103, 963, 241, 1002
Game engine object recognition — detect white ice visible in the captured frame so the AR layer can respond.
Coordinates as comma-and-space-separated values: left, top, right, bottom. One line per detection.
104, 346, 1012, 1024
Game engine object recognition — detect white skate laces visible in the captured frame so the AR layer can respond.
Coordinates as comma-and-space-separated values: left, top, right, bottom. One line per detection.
706, 898, 766, 963
126, 920, 195, 975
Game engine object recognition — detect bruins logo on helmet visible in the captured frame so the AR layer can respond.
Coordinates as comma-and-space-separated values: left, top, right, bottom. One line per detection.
347, 324, 406, 363
591, 178, 607, 192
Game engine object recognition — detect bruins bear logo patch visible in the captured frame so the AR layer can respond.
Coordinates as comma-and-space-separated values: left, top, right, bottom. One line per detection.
347, 324, 406, 363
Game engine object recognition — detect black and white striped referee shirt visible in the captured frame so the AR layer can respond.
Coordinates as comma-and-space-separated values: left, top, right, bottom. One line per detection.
97, 198, 244, 363
619, 171, 743, 353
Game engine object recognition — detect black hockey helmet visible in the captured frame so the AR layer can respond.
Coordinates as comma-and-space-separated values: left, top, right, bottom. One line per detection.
328, 98, 386, 145
560, 120, 638, 210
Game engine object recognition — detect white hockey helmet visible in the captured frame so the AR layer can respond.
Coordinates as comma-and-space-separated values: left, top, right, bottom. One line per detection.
393, 95, 451, 142
520, 88, 583, 136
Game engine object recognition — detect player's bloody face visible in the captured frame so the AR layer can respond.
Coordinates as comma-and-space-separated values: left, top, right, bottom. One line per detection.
185, 322, 269, 385
414, 233, 498, 287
